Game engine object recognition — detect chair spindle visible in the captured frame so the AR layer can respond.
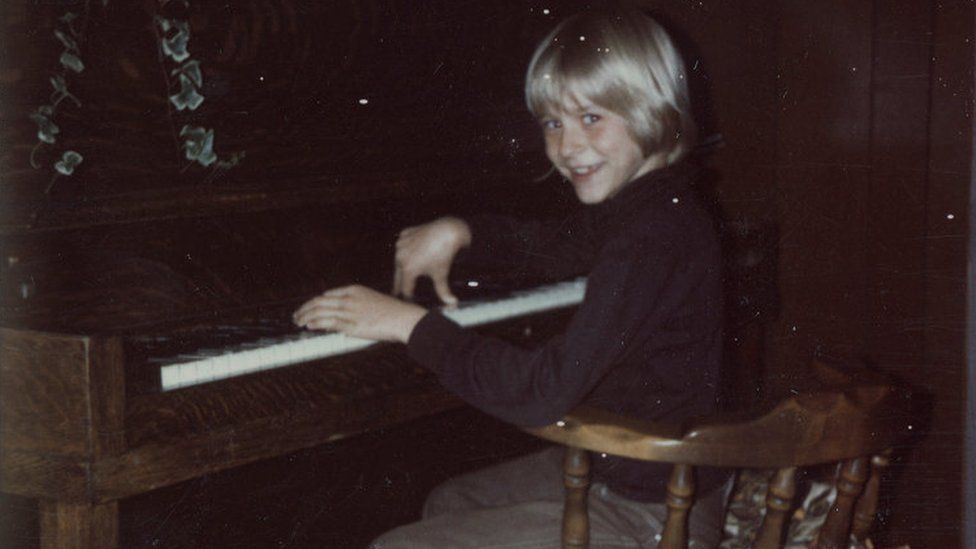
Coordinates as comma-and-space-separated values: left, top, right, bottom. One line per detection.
851, 451, 891, 540
659, 463, 694, 549
754, 466, 797, 549
562, 447, 590, 549
816, 456, 869, 549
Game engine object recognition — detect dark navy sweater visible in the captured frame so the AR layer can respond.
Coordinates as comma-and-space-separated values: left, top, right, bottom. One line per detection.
407, 162, 730, 501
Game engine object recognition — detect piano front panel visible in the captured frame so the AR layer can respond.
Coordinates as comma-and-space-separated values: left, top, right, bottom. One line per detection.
124, 344, 440, 447
0, 303, 574, 504
0, 330, 92, 456
125, 307, 575, 446
0, 329, 126, 501
99, 306, 575, 500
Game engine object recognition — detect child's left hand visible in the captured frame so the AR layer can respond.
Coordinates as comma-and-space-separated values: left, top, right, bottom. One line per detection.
292, 285, 427, 343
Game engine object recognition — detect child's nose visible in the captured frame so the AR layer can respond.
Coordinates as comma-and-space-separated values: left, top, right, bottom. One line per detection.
559, 126, 585, 158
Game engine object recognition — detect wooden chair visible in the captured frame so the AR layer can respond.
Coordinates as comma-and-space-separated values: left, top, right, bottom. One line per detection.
523, 360, 910, 548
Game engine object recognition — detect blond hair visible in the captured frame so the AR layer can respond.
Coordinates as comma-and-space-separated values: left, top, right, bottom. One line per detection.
525, 6, 696, 164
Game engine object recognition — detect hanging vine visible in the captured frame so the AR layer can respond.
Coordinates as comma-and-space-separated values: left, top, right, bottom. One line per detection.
154, 1, 244, 172
26, 0, 244, 196
29, 9, 90, 193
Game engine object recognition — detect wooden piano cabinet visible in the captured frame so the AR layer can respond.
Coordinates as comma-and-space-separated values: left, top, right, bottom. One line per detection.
0, 326, 465, 548
38, 501, 119, 549
0, 329, 126, 548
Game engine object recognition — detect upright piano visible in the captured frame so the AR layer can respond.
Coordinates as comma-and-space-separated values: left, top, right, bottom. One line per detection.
0, 1, 588, 546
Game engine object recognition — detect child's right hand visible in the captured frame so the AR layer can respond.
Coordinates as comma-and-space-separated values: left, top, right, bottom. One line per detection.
393, 216, 472, 306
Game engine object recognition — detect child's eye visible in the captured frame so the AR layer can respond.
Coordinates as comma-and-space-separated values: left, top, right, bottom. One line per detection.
540, 119, 561, 130
582, 113, 601, 125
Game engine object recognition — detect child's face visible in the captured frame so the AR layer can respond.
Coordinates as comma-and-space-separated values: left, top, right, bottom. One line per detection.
540, 99, 661, 204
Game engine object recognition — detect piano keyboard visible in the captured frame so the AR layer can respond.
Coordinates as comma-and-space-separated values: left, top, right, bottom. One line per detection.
158, 278, 587, 391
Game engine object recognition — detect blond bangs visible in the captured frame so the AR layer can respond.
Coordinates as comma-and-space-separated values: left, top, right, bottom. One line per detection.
525, 24, 620, 118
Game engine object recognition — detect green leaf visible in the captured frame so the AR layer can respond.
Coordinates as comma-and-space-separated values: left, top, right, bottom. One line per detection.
54, 29, 79, 52
54, 150, 83, 175
180, 125, 217, 167
50, 75, 67, 94
60, 52, 85, 73
169, 73, 204, 111
159, 19, 191, 62
171, 59, 202, 87
30, 110, 60, 144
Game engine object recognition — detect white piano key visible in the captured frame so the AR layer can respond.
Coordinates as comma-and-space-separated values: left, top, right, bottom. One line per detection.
178, 361, 197, 388
160, 364, 180, 389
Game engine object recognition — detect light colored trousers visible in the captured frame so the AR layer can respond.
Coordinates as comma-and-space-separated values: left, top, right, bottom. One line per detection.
370, 446, 730, 548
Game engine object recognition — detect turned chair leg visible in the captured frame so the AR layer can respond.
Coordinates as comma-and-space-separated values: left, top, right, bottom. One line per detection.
563, 446, 591, 549
816, 456, 869, 549
660, 463, 694, 549
40, 500, 119, 549
851, 451, 891, 541
754, 466, 797, 549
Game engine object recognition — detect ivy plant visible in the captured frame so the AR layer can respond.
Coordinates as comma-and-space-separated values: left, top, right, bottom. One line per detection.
155, 4, 243, 171
29, 11, 87, 193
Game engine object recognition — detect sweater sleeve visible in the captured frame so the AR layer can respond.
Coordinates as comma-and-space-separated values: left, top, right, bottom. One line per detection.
407, 231, 690, 427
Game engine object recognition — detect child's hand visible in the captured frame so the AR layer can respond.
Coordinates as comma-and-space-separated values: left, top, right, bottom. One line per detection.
393, 216, 471, 306
293, 285, 427, 343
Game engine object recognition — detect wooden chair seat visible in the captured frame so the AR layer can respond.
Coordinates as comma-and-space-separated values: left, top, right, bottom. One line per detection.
523, 360, 911, 548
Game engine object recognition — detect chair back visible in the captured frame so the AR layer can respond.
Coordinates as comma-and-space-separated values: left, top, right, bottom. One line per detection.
523, 360, 911, 548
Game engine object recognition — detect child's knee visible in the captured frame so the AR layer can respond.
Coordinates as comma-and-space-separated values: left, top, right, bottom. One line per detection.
368, 523, 421, 549
421, 478, 467, 519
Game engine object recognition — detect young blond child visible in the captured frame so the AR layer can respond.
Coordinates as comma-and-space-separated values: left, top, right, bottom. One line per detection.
295, 6, 730, 547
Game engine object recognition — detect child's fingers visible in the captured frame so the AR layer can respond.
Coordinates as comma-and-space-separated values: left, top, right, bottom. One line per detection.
293, 295, 348, 325
432, 275, 458, 307
322, 286, 357, 298
295, 305, 354, 329
292, 300, 319, 323
395, 230, 415, 254
305, 315, 354, 332
400, 271, 417, 299
392, 266, 403, 296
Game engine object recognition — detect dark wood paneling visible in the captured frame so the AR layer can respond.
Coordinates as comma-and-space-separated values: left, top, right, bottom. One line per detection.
642, 0, 780, 220
775, 0, 873, 166
761, 0, 972, 546
762, 0, 874, 391
865, 0, 931, 367
892, 0, 970, 546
